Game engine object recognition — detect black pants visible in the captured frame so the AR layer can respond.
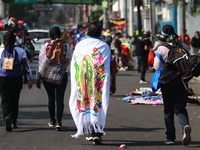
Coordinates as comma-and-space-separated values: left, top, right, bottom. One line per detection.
140, 54, 148, 81
43, 73, 68, 124
161, 75, 189, 141
0, 76, 22, 124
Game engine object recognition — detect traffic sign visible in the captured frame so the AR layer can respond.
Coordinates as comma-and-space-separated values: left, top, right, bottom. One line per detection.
15, 0, 36, 4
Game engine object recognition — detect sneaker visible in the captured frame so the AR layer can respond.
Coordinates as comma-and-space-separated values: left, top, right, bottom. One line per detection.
5, 117, 12, 132
93, 136, 102, 145
48, 121, 56, 127
139, 80, 149, 84
11, 123, 17, 129
86, 136, 93, 141
182, 125, 191, 146
55, 124, 63, 131
164, 140, 175, 145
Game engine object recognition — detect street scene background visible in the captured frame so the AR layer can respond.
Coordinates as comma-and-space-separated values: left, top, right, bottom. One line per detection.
0, 58, 200, 150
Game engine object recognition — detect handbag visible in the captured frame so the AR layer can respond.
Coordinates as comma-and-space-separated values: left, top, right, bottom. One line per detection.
151, 53, 164, 92
40, 58, 67, 84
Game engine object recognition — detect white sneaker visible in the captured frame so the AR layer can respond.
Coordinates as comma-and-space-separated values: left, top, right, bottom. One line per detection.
86, 136, 93, 141
139, 80, 149, 84
182, 125, 191, 146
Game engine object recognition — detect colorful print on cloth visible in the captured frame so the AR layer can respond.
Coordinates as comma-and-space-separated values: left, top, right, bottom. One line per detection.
75, 47, 105, 116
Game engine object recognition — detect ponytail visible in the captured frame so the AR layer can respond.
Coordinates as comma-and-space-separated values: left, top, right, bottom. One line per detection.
3, 30, 16, 51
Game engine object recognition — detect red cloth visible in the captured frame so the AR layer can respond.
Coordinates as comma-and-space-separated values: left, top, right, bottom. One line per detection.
148, 51, 155, 66
179, 34, 190, 47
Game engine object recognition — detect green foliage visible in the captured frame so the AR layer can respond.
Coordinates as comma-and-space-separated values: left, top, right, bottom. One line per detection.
173, 0, 200, 17
9, 4, 34, 27
89, 8, 103, 22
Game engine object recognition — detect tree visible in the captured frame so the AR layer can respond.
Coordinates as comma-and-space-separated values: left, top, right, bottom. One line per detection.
89, 5, 103, 23
172, 0, 200, 43
173, 0, 200, 16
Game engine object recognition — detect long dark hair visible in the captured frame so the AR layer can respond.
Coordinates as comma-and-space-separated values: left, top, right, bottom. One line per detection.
3, 31, 16, 51
49, 26, 61, 40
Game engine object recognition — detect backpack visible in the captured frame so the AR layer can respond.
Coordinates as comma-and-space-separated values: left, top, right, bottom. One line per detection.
46, 38, 67, 64
0, 49, 21, 78
40, 38, 69, 84
159, 43, 200, 84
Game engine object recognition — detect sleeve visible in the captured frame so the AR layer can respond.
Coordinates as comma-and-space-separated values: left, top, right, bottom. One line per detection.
153, 46, 167, 70
21, 58, 32, 81
65, 43, 71, 66
35, 44, 47, 80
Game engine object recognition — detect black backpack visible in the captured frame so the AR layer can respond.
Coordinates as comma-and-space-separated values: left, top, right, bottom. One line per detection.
159, 43, 200, 84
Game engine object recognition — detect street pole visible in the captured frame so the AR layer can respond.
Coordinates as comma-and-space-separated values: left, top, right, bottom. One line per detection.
124, 0, 128, 37
137, 0, 142, 35
102, 0, 108, 29
129, 0, 134, 36
182, 0, 186, 43
150, 0, 156, 36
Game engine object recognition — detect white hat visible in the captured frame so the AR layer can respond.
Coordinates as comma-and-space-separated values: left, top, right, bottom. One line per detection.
103, 29, 111, 36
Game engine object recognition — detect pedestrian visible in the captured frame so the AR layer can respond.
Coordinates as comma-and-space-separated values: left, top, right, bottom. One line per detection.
36, 26, 71, 131
111, 32, 122, 68
179, 29, 190, 49
69, 21, 116, 145
136, 31, 152, 84
132, 35, 141, 72
103, 29, 113, 47
191, 31, 200, 55
153, 24, 191, 146
0, 30, 33, 132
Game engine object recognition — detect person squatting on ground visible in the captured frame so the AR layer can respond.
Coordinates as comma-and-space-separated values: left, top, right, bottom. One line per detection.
0, 30, 33, 132
153, 24, 191, 146
69, 21, 116, 145
36, 26, 71, 131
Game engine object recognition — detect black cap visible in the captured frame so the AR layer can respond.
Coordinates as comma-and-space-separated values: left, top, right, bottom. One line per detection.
161, 24, 178, 37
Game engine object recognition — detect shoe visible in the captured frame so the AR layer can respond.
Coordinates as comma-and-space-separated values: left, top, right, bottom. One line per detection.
12, 123, 17, 129
93, 136, 102, 145
5, 117, 12, 132
139, 80, 149, 84
55, 124, 63, 131
48, 121, 56, 127
182, 125, 191, 146
164, 140, 175, 145
86, 136, 93, 141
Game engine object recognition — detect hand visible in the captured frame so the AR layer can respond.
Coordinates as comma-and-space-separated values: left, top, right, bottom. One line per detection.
27, 80, 32, 89
36, 80, 41, 89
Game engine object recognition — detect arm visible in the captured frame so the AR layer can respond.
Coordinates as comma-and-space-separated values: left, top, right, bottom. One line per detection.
21, 58, 32, 89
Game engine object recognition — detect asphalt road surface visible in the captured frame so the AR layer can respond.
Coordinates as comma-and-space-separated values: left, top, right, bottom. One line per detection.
0, 58, 200, 150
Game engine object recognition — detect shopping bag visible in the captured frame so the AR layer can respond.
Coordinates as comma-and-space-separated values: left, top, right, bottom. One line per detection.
151, 68, 162, 93
40, 58, 67, 84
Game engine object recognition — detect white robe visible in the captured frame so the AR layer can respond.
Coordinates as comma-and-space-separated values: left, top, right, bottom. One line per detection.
69, 37, 111, 138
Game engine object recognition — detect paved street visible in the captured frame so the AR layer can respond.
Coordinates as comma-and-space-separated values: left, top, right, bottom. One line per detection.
0, 59, 200, 150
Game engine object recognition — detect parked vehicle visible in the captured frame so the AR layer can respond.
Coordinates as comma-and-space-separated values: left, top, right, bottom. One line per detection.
28, 29, 49, 55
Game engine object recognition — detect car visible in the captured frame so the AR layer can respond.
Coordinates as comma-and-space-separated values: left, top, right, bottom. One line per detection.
28, 29, 49, 55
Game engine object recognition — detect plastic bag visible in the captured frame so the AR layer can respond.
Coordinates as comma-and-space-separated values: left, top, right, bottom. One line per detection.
151, 68, 162, 93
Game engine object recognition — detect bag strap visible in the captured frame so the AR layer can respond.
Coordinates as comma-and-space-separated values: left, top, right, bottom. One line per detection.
156, 52, 164, 65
